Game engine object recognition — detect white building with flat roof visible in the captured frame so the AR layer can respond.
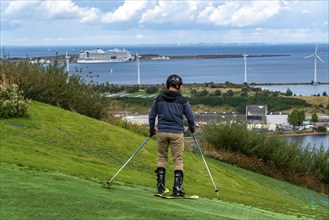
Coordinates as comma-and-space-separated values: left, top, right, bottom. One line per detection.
266, 113, 289, 125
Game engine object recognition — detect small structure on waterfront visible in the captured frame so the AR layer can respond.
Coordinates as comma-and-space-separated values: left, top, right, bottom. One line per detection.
246, 104, 268, 124
266, 112, 288, 125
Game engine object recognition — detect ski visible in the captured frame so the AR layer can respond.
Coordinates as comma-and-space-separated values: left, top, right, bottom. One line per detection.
155, 189, 199, 199
154, 188, 170, 197
161, 194, 199, 200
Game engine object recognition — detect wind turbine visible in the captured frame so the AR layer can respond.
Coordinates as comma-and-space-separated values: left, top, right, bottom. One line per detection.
243, 50, 249, 84
304, 44, 324, 84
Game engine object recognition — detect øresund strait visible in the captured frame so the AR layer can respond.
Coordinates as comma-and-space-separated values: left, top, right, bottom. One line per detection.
5, 43, 329, 96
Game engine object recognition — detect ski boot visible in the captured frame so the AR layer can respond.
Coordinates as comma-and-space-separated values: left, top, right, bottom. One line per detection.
172, 170, 185, 196
155, 167, 166, 194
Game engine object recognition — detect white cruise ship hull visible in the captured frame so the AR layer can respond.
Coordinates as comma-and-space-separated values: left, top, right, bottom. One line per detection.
77, 48, 134, 64
77, 59, 130, 64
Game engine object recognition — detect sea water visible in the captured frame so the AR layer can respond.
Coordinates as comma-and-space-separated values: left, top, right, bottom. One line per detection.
3, 43, 329, 95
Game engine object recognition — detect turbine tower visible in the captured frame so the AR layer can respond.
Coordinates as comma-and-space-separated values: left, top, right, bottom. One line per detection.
65, 52, 70, 72
305, 44, 324, 84
243, 50, 249, 84
136, 53, 141, 85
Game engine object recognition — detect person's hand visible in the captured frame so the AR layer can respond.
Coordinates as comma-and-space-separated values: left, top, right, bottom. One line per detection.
189, 126, 195, 133
150, 129, 157, 137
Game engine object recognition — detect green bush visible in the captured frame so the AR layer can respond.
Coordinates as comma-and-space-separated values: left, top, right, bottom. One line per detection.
93, 83, 124, 93
317, 126, 327, 133
192, 89, 209, 97
202, 122, 329, 182
0, 83, 31, 118
213, 90, 222, 96
145, 86, 159, 94
0, 59, 104, 119
126, 86, 139, 93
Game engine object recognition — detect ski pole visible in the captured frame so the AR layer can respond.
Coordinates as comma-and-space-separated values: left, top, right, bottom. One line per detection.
192, 133, 219, 196
106, 137, 151, 186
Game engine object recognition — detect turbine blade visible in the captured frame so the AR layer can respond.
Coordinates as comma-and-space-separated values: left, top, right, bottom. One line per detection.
304, 54, 314, 59
315, 44, 319, 54
316, 55, 325, 63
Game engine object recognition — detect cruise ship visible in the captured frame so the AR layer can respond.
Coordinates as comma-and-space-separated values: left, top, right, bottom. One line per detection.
77, 48, 134, 63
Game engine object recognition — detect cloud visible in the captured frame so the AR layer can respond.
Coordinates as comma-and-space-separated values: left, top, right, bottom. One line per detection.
1, 0, 328, 45
101, 0, 148, 23
3, 0, 99, 23
139, 1, 203, 25
3, 0, 38, 15
135, 34, 144, 39
197, 1, 282, 27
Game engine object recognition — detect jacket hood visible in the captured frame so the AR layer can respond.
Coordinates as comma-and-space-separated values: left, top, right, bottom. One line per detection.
161, 90, 182, 102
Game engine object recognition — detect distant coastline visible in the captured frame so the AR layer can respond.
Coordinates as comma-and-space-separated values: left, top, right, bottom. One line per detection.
7, 53, 291, 63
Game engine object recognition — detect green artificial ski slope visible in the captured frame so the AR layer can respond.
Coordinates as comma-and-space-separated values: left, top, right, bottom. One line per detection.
0, 101, 328, 219
0, 167, 310, 220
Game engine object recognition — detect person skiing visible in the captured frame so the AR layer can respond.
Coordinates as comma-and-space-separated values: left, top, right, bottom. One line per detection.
149, 74, 195, 196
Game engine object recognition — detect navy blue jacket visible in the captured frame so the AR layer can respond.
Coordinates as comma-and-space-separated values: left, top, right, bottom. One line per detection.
149, 90, 195, 134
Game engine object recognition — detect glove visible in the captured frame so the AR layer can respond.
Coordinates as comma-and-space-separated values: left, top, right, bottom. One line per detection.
149, 129, 157, 137
189, 126, 195, 133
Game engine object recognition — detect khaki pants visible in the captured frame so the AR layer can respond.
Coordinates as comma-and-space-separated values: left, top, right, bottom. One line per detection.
157, 132, 184, 171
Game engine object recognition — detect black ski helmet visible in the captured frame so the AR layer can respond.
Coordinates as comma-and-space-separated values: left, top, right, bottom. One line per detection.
166, 74, 183, 89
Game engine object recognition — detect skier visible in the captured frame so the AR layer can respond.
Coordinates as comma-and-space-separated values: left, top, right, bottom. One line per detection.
149, 74, 195, 196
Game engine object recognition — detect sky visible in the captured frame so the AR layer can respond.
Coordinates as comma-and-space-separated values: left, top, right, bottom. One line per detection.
1, 0, 328, 45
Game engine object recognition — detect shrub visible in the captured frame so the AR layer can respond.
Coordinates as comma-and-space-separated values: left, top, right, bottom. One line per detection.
317, 126, 327, 133
93, 83, 124, 93
202, 121, 329, 182
223, 90, 234, 97
285, 88, 293, 96
213, 90, 222, 96
145, 86, 159, 94
126, 86, 139, 93
0, 81, 31, 118
0, 59, 104, 119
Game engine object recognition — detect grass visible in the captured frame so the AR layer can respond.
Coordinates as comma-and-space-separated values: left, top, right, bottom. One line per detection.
1, 101, 329, 219
296, 96, 329, 106
1, 167, 306, 220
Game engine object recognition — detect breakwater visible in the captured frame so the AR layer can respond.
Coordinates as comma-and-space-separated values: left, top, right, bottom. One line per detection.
251, 82, 329, 85
8, 53, 291, 63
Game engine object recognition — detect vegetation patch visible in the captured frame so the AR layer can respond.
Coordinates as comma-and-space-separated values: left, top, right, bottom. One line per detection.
202, 122, 329, 191
1, 101, 328, 219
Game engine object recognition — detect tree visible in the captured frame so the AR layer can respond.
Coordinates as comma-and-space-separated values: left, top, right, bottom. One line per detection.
223, 90, 234, 97
285, 88, 293, 96
311, 113, 318, 123
240, 90, 248, 97
288, 109, 305, 126
199, 89, 209, 96
322, 91, 328, 96
255, 90, 269, 97
213, 90, 221, 96
145, 86, 158, 94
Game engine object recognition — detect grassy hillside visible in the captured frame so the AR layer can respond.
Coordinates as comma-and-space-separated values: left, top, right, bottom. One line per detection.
1, 101, 328, 219
0, 167, 307, 220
